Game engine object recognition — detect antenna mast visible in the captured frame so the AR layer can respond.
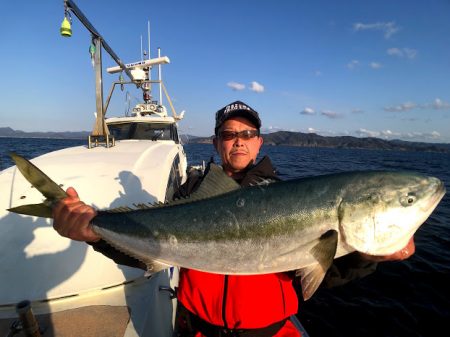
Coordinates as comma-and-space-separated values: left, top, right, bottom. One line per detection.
158, 47, 163, 105
148, 21, 151, 60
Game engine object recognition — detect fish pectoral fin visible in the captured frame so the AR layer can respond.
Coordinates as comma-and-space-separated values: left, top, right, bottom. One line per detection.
295, 229, 338, 300
8, 203, 53, 218
295, 263, 326, 301
144, 260, 172, 277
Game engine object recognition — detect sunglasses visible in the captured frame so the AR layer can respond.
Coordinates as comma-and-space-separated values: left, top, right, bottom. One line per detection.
218, 129, 260, 141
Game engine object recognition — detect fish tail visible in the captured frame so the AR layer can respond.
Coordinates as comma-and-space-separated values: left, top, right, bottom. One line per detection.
7, 152, 67, 218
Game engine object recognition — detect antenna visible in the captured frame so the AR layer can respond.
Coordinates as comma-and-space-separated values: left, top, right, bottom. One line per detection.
148, 20, 151, 60
158, 47, 163, 105
148, 20, 151, 81
140, 35, 143, 61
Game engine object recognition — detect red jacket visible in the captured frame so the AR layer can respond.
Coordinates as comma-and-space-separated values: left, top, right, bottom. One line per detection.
178, 269, 298, 329
176, 157, 298, 329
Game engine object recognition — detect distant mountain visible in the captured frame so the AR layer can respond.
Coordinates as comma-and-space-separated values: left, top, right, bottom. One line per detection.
187, 131, 450, 153
0, 127, 90, 139
2, 127, 449, 153
179, 134, 200, 144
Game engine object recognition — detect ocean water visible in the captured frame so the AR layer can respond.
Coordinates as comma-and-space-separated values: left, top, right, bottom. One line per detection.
1, 139, 449, 337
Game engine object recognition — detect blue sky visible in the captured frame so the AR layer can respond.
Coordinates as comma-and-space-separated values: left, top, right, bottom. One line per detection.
1, 0, 449, 143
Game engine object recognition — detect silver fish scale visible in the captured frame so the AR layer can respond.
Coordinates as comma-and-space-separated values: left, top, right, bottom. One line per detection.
91, 170, 445, 275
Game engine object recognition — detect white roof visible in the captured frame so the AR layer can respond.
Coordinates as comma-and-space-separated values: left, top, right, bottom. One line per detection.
106, 116, 177, 124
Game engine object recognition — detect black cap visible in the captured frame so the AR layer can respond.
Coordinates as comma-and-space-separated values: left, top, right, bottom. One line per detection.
214, 100, 261, 135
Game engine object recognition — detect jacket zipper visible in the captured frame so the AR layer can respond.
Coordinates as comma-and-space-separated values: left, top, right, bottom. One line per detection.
222, 275, 229, 328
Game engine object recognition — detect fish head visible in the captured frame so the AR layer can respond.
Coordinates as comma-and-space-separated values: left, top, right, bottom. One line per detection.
338, 172, 445, 256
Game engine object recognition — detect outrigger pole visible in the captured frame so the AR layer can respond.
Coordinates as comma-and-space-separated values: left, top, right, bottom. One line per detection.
62, 0, 136, 147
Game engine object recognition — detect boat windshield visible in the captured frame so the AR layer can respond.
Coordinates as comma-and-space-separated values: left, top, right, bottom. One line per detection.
108, 122, 178, 142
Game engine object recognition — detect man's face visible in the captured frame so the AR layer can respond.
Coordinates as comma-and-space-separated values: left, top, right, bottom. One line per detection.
213, 117, 263, 175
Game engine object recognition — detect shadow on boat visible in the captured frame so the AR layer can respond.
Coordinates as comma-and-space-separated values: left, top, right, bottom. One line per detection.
108, 170, 177, 336
0, 212, 88, 336
0, 169, 176, 336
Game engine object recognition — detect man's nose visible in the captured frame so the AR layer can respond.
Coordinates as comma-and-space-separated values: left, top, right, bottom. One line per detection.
233, 136, 244, 146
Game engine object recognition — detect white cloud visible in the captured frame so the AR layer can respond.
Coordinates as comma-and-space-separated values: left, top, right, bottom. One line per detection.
356, 129, 404, 139
227, 81, 266, 93
347, 60, 360, 69
353, 21, 400, 39
381, 129, 403, 138
351, 108, 364, 114
354, 128, 443, 142
227, 81, 245, 91
401, 117, 418, 122
370, 62, 382, 69
384, 102, 417, 112
307, 127, 317, 133
300, 107, 315, 115
249, 81, 265, 93
262, 126, 282, 133
384, 98, 450, 112
403, 48, 418, 59
387, 47, 417, 59
356, 128, 380, 138
431, 98, 450, 110
321, 110, 342, 119
401, 131, 443, 141
387, 48, 403, 57
431, 131, 441, 138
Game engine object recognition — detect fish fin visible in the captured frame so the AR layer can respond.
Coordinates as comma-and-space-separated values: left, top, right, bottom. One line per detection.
296, 229, 338, 300
144, 260, 172, 277
8, 152, 67, 218
103, 206, 135, 213
103, 203, 158, 213
8, 203, 53, 218
9, 152, 67, 201
170, 163, 240, 205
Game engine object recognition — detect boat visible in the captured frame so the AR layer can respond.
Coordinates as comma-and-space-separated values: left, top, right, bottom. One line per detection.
0, 2, 312, 336
0, 1, 186, 336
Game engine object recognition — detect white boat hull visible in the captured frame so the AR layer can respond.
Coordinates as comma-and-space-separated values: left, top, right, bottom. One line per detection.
0, 140, 187, 336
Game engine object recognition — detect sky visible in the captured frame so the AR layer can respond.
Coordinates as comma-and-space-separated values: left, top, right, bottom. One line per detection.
1, 0, 450, 143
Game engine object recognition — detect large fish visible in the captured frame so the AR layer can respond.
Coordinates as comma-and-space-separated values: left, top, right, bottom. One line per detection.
8, 153, 446, 300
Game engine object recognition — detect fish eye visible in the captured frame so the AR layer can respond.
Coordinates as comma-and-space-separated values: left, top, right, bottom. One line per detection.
400, 193, 416, 207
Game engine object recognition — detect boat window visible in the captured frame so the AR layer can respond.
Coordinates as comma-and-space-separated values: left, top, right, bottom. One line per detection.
108, 123, 176, 141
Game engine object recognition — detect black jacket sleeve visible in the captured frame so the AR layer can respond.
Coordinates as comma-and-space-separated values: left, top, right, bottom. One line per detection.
322, 252, 377, 288
88, 239, 146, 270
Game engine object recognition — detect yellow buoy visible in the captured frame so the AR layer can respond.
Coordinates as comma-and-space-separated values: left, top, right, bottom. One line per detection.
60, 17, 72, 37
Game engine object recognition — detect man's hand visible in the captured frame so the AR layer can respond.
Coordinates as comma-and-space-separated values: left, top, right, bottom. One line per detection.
361, 237, 416, 262
52, 187, 101, 242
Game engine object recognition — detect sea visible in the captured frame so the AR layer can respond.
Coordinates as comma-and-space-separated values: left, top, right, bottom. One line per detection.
1, 138, 449, 337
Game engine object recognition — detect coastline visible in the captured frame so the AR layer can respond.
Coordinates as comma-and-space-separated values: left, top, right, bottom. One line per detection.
1, 128, 449, 153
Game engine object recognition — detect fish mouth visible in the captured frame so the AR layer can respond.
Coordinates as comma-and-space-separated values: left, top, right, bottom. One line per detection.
423, 179, 446, 214
433, 180, 446, 204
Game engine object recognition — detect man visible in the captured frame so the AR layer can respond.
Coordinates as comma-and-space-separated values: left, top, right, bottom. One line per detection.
53, 100, 415, 337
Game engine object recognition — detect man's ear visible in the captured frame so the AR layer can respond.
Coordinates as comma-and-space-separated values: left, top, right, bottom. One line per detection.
257, 135, 263, 149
